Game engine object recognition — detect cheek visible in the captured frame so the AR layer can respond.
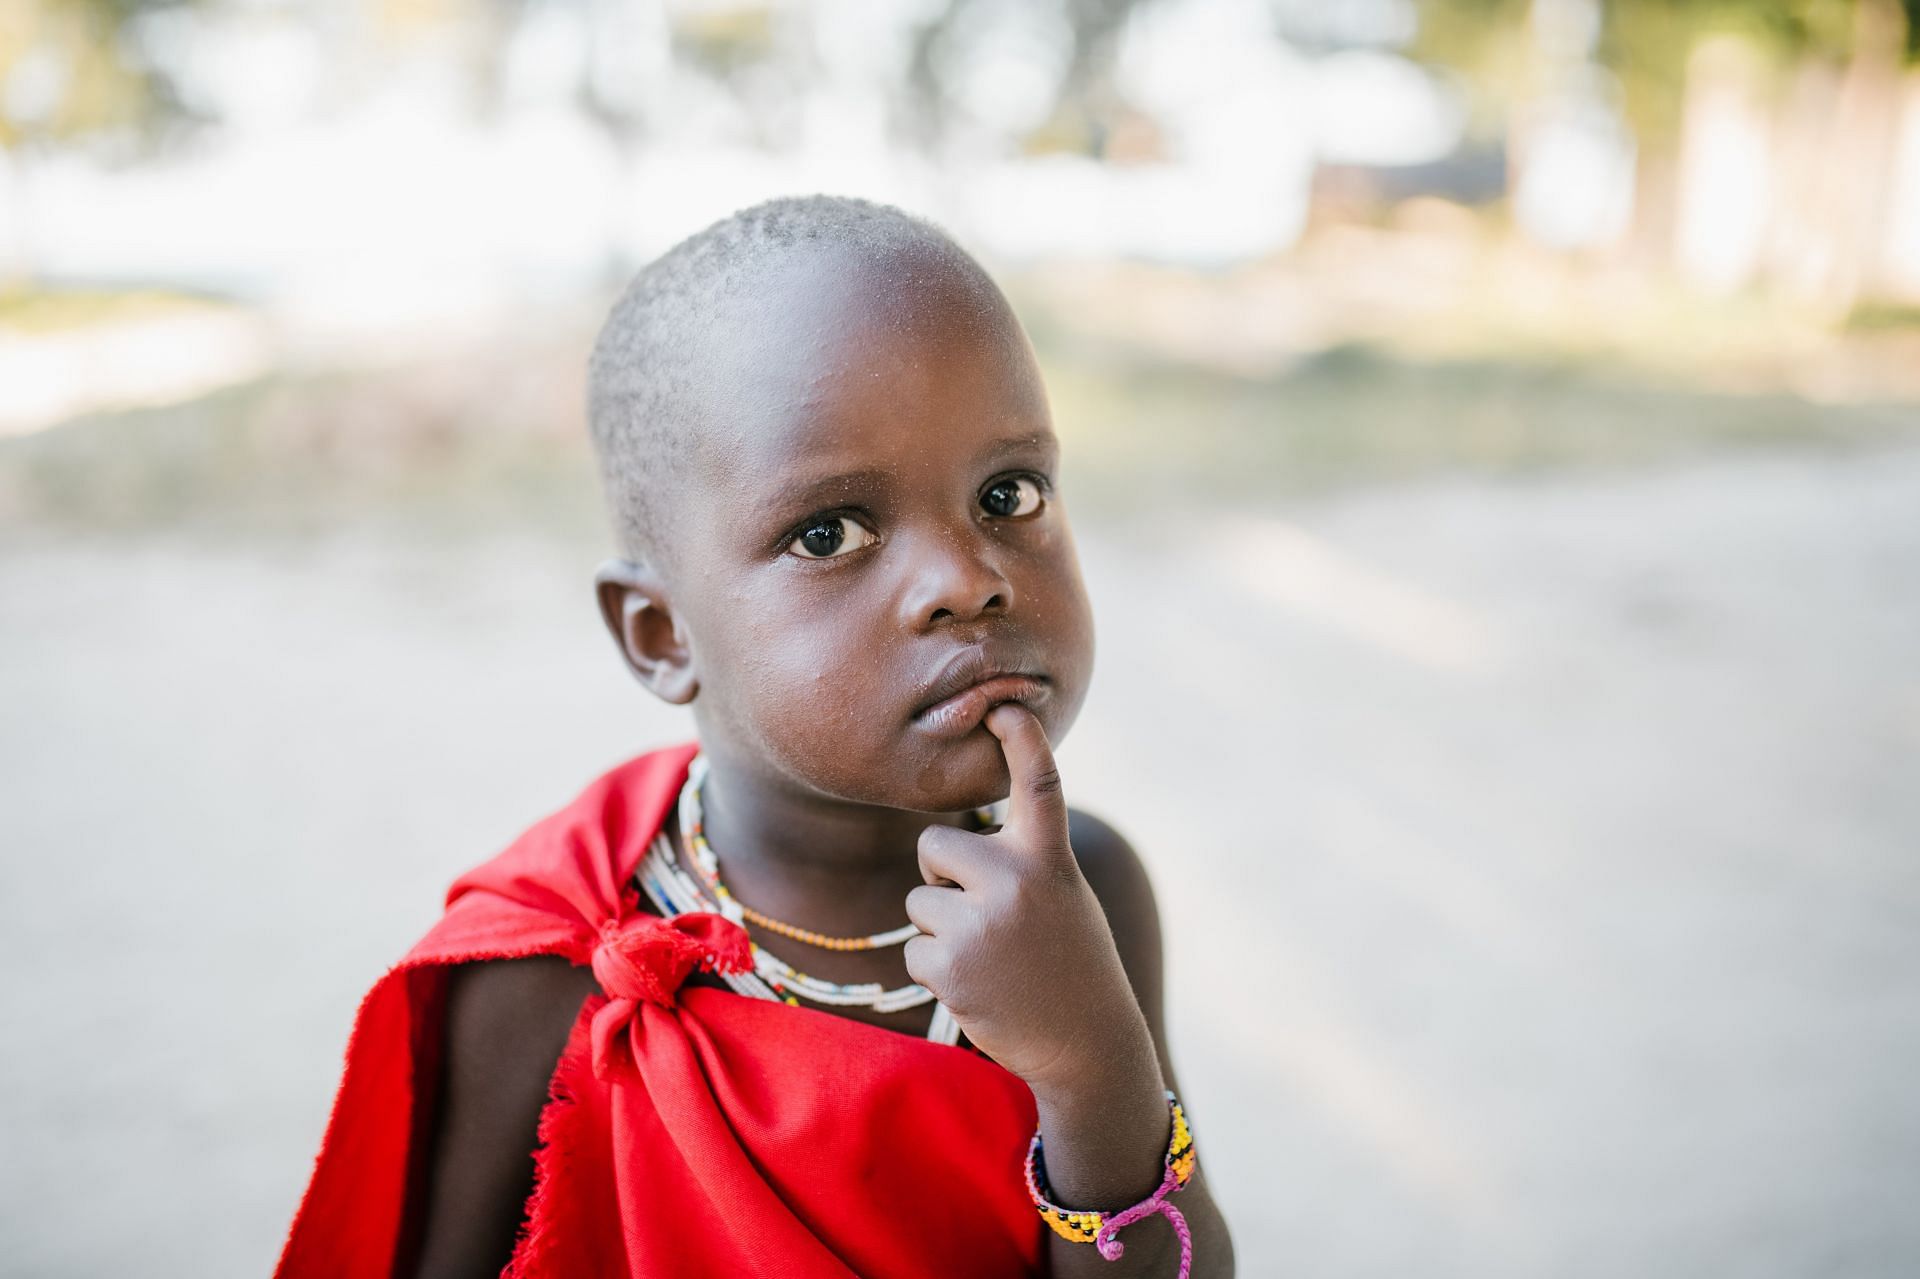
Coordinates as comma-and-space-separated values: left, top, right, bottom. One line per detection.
741, 622, 868, 713
1033, 539, 1097, 677
721, 598, 905, 780
1049, 584, 1098, 734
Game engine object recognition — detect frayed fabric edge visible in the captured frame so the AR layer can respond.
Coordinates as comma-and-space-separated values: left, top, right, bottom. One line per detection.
274, 945, 591, 1279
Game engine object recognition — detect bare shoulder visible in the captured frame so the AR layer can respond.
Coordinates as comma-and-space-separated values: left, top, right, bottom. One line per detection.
1067, 808, 1175, 1086
1067, 808, 1159, 939
405, 956, 601, 1279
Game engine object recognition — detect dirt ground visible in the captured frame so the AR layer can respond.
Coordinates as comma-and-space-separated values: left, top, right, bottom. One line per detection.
3, 436, 1917, 1276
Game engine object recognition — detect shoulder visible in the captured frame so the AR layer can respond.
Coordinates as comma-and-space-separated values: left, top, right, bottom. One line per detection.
1068, 807, 1161, 943
1066, 808, 1172, 1078
441, 954, 602, 1050
432, 957, 599, 1149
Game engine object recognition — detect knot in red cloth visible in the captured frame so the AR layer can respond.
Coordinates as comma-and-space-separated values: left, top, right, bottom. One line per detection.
590, 910, 753, 1010
589, 911, 753, 1081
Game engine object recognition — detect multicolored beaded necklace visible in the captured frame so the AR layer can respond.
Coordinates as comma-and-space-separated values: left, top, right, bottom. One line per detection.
632, 753, 1001, 1045
682, 753, 997, 951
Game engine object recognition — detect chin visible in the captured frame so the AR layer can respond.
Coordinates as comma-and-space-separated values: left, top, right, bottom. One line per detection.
896, 725, 1022, 813
840, 722, 998, 810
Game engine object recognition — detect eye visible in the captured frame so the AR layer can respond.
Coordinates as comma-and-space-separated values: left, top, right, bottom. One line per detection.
980, 475, 1045, 519
785, 515, 878, 560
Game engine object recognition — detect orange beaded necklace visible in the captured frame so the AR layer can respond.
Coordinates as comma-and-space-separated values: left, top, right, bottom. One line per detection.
682, 753, 998, 952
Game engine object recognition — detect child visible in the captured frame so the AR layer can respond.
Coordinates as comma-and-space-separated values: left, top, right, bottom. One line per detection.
275, 195, 1234, 1278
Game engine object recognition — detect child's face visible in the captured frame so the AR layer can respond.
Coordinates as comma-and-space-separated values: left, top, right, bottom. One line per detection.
667, 247, 1095, 813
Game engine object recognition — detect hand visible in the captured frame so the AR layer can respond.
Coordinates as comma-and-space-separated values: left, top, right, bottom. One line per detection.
904, 704, 1153, 1096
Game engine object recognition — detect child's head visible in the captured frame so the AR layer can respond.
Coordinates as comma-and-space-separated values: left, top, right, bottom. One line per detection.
587, 195, 1093, 814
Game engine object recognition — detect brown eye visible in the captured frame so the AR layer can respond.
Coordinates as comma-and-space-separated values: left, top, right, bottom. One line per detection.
786, 516, 878, 560
980, 476, 1043, 519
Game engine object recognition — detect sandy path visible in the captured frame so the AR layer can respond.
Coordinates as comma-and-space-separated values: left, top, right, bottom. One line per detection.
2, 440, 1916, 1276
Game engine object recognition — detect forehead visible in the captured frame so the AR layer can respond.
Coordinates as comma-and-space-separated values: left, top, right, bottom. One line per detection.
693, 243, 1052, 489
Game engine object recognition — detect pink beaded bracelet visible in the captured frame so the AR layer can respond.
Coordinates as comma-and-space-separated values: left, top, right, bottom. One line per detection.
1023, 1089, 1197, 1277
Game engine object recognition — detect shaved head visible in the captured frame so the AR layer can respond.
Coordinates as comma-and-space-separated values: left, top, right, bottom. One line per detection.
586, 194, 997, 573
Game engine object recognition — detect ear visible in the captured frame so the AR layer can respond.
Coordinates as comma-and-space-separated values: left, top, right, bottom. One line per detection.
594, 558, 699, 705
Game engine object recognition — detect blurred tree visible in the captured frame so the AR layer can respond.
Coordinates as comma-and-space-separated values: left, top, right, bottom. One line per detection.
903, 0, 1151, 157
0, 0, 208, 151
2, 0, 208, 288
1413, 0, 1917, 304
1413, 0, 1919, 137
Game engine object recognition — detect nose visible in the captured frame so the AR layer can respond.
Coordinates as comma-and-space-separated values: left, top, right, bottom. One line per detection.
899, 524, 1014, 628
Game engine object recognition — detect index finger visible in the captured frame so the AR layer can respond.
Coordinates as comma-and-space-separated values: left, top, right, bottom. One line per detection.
983, 702, 1070, 854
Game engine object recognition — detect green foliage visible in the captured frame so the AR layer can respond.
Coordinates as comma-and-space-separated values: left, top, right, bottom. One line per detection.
1411, 0, 1534, 79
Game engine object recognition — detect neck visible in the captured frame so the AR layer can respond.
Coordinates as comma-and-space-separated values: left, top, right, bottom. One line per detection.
690, 746, 980, 933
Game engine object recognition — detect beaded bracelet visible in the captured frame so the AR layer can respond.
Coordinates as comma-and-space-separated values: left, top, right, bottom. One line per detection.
1024, 1089, 1197, 1277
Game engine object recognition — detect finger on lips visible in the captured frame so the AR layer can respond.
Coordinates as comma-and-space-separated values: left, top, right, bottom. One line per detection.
982, 701, 1070, 852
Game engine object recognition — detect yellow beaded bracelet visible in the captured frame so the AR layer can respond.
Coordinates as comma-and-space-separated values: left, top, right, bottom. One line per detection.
1023, 1090, 1196, 1275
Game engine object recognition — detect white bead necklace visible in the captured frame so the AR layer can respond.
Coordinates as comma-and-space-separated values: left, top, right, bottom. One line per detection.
632, 757, 1000, 1045
680, 753, 996, 952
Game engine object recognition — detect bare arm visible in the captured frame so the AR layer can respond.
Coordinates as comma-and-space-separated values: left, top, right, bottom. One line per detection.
402, 956, 601, 1279
1050, 808, 1236, 1279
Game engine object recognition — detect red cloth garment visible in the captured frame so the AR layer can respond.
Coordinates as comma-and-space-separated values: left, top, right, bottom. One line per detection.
275, 741, 1045, 1278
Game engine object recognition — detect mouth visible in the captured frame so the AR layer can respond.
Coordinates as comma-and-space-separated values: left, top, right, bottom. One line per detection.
912, 673, 1051, 738
911, 645, 1050, 739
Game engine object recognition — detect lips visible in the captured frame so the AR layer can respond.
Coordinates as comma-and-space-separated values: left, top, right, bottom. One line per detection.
911, 646, 1049, 738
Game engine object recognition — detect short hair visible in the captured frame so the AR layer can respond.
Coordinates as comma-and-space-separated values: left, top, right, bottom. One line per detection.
586, 194, 984, 571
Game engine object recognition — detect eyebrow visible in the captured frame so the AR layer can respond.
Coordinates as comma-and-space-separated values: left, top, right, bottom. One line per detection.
766, 434, 1059, 512
977, 431, 1059, 463
768, 466, 898, 513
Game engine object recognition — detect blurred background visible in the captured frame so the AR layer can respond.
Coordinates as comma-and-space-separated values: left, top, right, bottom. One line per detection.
4, 0, 1918, 1275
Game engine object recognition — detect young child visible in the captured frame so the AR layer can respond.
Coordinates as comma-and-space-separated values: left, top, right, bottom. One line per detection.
275, 195, 1234, 1278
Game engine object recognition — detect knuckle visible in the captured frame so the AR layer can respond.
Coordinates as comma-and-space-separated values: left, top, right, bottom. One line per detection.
1044, 852, 1090, 891
903, 884, 940, 927
938, 951, 981, 1016
919, 824, 972, 857
1005, 856, 1081, 904
1045, 850, 1086, 887
916, 825, 950, 864
904, 935, 948, 991
1028, 765, 1064, 800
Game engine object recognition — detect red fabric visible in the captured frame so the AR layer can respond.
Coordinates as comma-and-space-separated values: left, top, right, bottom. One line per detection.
275, 741, 1045, 1278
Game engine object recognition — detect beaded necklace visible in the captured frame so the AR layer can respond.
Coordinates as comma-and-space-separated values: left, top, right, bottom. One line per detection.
638, 828, 954, 1030
632, 754, 1001, 1045
681, 752, 997, 951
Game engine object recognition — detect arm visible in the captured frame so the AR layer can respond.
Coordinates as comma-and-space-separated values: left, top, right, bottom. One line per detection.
1043, 809, 1235, 1278
402, 956, 601, 1279
904, 705, 1234, 1279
